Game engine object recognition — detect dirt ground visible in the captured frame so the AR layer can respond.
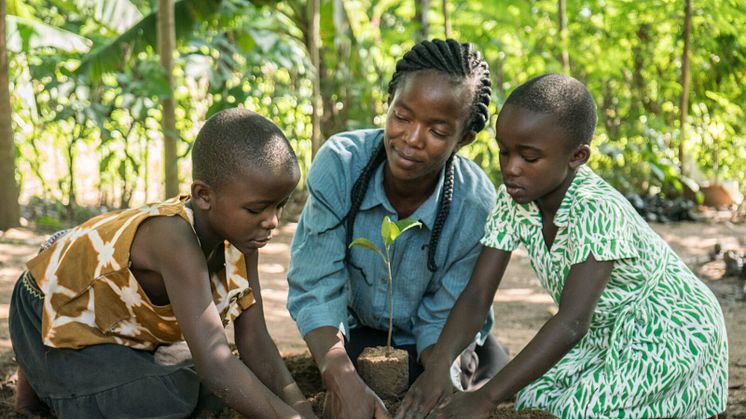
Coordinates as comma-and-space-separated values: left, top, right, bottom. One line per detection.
1, 219, 745, 417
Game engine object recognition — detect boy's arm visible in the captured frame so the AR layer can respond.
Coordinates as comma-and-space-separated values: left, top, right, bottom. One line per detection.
396, 246, 511, 419
138, 217, 301, 418
428, 254, 614, 419
234, 250, 316, 418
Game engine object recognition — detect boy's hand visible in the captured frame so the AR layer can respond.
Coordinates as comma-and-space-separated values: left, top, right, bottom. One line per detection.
322, 368, 390, 419
425, 390, 492, 419
395, 361, 454, 419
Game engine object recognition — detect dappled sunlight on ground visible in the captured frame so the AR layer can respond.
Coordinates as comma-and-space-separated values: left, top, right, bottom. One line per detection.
1, 221, 746, 414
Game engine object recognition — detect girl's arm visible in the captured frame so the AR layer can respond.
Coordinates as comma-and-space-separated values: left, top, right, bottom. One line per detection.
138, 217, 302, 418
234, 251, 317, 418
396, 246, 512, 419
427, 254, 614, 419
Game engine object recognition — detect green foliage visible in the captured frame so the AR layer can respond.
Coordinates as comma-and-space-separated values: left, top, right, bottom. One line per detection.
5, 0, 746, 212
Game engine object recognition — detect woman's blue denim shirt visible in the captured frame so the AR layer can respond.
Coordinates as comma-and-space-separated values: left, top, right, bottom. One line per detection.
287, 129, 496, 356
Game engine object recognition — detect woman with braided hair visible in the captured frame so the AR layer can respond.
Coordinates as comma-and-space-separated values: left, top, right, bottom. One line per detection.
287, 39, 509, 418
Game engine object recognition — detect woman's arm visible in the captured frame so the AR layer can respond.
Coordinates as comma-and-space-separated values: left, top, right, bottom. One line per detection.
427, 254, 614, 419
303, 327, 390, 419
235, 251, 316, 418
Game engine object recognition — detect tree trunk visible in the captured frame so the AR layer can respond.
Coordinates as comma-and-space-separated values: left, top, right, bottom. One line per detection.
558, 0, 570, 73
678, 0, 692, 176
158, 0, 179, 197
0, 0, 20, 230
414, 0, 429, 42
442, 0, 450, 39
308, 0, 323, 158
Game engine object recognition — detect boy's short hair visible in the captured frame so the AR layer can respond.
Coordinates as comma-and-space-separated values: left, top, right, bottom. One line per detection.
504, 73, 597, 147
192, 108, 298, 188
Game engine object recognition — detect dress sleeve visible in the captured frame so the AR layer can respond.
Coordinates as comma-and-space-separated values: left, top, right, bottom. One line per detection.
480, 185, 519, 251
567, 199, 639, 265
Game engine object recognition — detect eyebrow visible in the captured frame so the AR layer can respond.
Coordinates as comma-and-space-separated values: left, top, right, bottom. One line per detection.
495, 139, 544, 153
245, 195, 292, 207
394, 102, 455, 127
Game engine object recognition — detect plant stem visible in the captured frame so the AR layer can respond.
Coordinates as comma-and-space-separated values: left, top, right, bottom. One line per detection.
385, 246, 394, 356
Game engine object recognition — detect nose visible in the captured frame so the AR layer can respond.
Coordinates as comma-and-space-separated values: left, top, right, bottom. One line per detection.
404, 124, 425, 148
261, 208, 280, 230
502, 155, 522, 178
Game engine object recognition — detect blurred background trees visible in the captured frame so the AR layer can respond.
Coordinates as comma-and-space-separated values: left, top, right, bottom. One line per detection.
1, 0, 744, 229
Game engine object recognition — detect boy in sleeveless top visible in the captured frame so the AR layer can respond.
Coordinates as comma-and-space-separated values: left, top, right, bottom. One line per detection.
10, 108, 316, 418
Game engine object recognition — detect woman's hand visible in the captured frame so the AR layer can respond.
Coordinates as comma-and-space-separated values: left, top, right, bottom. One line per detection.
322, 369, 390, 419
395, 361, 454, 419
425, 390, 493, 419
292, 399, 318, 419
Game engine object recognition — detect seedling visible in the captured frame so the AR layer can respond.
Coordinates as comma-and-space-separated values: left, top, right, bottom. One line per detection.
349, 216, 422, 355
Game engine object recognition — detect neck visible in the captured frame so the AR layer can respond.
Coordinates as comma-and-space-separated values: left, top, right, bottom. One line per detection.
536, 169, 577, 220
185, 198, 222, 258
383, 165, 439, 219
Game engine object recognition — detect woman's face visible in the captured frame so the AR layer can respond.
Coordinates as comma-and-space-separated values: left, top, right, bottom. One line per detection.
384, 71, 475, 186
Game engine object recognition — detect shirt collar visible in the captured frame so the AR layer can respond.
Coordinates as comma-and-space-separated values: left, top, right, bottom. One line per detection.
553, 165, 592, 227
513, 165, 591, 228
360, 160, 445, 231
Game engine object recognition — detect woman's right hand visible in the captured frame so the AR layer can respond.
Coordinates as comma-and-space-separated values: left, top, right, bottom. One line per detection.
322, 367, 390, 419
395, 361, 454, 419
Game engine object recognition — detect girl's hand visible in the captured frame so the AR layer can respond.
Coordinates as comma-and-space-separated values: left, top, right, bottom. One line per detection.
425, 390, 493, 419
395, 363, 454, 419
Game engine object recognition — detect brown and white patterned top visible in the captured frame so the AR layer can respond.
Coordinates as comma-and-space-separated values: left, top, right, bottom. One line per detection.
26, 196, 255, 350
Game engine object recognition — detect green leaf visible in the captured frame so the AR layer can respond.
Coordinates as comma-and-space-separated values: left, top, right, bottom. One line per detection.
380, 215, 398, 247
61, 0, 143, 34
394, 218, 423, 237
6, 16, 91, 53
349, 238, 386, 262
75, 0, 222, 81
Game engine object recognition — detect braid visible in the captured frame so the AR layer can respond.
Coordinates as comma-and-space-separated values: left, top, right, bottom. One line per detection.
387, 39, 492, 133
344, 142, 387, 275
426, 154, 455, 272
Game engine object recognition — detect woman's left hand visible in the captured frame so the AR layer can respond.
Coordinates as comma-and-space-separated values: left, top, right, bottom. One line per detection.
425, 390, 493, 419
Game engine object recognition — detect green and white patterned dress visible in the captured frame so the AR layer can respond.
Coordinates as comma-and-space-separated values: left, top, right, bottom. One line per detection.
481, 166, 728, 418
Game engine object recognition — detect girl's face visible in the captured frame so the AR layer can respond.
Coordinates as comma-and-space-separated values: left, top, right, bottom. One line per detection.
496, 105, 587, 210
383, 71, 475, 186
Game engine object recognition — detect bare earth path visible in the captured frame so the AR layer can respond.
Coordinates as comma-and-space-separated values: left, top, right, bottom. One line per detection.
1, 221, 745, 417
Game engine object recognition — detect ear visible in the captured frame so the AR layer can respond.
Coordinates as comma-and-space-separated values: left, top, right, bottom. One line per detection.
190, 180, 214, 210
457, 130, 477, 149
569, 144, 591, 169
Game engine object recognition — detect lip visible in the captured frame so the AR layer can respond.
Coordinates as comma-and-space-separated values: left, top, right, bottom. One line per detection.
247, 237, 271, 248
393, 147, 422, 169
503, 182, 524, 196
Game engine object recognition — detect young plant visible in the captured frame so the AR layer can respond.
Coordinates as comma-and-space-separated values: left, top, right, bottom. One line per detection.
349, 216, 422, 355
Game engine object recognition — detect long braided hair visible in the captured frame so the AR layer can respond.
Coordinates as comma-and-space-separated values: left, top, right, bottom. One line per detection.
346, 39, 491, 273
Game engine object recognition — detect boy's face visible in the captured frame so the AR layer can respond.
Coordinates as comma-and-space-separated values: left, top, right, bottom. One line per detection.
202, 167, 299, 255
383, 71, 476, 185
496, 105, 586, 208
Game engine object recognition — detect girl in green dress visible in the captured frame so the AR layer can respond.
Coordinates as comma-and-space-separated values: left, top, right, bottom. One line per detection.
395, 74, 728, 419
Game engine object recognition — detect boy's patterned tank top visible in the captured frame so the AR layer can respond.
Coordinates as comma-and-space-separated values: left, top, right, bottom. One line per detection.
25, 196, 255, 350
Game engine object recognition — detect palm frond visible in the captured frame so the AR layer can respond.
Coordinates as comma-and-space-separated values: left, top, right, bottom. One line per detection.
6, 15, 91, 53
75, 0, 222, 81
